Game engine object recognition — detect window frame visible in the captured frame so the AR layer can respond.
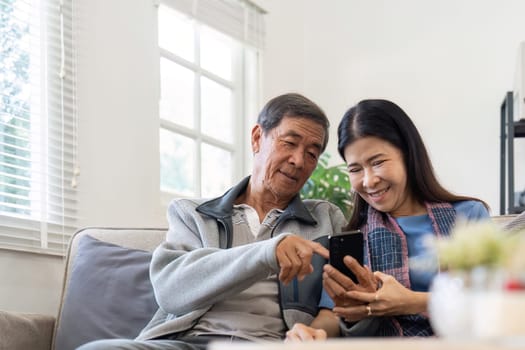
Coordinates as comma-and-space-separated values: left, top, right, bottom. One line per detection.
157, 0, 262, 205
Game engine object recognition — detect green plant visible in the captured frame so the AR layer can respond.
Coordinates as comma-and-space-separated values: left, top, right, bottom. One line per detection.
300, 153, 353, 218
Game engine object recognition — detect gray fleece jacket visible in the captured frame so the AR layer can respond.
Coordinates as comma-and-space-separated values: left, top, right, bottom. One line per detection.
137, 176, 346, 340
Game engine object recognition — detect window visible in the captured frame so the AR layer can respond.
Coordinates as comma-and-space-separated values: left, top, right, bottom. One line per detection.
157, 0, 264, 200
0, 0, 77, 255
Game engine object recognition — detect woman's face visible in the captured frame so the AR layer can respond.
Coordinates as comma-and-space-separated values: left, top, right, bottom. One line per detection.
344, 136, 424, 217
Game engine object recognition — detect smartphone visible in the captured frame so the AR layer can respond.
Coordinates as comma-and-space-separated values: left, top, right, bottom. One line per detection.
329, 230, 364, 283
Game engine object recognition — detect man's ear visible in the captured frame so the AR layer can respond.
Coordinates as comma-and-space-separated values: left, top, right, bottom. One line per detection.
251, 124, 262, 153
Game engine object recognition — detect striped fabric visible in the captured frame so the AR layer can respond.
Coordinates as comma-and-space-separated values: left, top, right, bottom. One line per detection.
503, 211, 525, 232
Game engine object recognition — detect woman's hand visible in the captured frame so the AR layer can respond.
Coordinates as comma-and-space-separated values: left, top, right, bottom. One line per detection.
332, 271, 429, 322
323, 256, 378, 309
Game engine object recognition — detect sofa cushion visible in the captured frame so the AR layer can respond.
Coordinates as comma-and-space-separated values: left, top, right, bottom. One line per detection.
54, 235, 158, 350
503, 211, 525, 232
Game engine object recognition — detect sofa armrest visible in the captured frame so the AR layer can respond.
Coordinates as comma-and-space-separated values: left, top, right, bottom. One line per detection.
0, 311, 55, 350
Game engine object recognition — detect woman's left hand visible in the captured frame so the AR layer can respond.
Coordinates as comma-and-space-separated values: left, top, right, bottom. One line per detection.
323, 256, 378, 309
332, 271, 428, 322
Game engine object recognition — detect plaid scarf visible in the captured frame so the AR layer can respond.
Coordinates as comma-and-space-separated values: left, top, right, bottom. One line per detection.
362, 202, 456, 336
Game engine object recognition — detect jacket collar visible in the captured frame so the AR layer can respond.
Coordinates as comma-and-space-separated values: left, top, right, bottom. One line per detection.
196, 176, 317, 226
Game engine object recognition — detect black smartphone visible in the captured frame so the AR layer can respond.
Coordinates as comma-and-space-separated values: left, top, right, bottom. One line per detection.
328, 230, 364, 283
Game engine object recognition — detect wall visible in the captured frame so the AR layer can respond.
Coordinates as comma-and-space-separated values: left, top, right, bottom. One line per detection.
76, 0, 164, 228
260, 0, 525, 214
0, 250, 63, 314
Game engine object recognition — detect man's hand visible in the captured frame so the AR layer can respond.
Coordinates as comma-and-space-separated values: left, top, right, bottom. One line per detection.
285, 323, 327, 342
276, 235, 329, 285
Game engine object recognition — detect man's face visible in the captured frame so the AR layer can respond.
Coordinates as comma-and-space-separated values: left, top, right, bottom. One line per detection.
251, 116, 325, 203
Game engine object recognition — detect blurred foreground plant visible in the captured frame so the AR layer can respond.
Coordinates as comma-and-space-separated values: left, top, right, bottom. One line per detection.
435, 220, 525, 278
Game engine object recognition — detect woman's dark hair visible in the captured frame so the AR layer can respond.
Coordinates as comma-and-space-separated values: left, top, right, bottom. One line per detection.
257, 93, 330, 152
337, 99, 488, 229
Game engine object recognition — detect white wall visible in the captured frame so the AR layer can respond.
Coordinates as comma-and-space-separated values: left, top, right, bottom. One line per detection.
76, 0, 164, 228
0, 251, 63, 314
3, 0, 525, 315
260, 0, 525, 214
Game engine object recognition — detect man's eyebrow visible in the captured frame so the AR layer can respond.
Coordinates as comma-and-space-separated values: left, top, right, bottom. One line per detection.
279, 130, 323, 151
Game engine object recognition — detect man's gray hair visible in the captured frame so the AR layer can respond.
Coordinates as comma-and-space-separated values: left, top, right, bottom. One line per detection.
257, 93, 329, 152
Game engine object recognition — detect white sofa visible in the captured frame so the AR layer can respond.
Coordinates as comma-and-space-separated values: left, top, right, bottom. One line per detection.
1, 227, 167, 350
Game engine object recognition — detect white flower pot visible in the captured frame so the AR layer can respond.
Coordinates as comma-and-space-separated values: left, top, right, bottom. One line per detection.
429, 270, 525, 340
429, 272, 473, 338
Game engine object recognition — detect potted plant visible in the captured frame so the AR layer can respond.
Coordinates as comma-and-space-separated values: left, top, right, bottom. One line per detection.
429, 221, 525, 338
300, 153, 353, 219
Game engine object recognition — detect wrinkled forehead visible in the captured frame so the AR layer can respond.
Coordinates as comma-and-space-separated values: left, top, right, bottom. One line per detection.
272, 115, 326, 144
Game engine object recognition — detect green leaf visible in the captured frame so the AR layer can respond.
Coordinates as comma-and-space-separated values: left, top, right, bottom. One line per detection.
300, 153, 353, 219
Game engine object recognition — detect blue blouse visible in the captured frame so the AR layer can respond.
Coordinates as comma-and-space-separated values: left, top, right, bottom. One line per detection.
319, 200, 489, 308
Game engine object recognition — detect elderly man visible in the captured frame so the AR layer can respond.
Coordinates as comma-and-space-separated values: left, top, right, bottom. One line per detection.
78, 93, 346, 350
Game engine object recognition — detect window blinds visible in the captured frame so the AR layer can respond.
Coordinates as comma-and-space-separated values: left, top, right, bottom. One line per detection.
160, 0, 266, 49
0, 0, 78, 255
